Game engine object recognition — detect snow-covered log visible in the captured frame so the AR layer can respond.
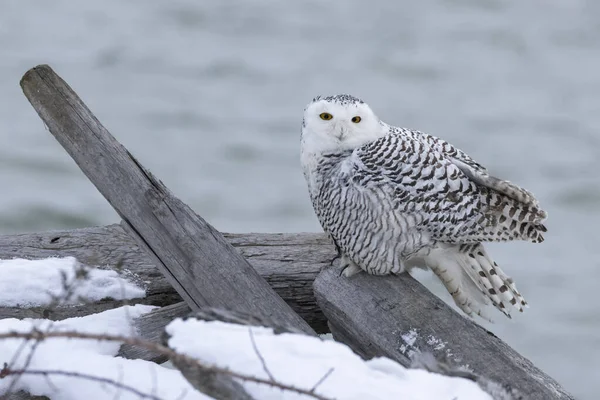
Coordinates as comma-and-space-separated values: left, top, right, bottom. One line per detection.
19, 64, 314, 337
164, 307, 512, 400
0, 305, 505, 400
119, 302, 189, 363
0, 225, 330, 332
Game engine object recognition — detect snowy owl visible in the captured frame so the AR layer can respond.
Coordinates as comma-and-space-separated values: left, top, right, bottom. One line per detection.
300, 94, 548, 319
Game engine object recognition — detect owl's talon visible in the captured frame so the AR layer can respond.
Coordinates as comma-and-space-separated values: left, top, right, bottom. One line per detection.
339, 255, 363, 277
330, 253, 341, 266
330, 240, 342, 266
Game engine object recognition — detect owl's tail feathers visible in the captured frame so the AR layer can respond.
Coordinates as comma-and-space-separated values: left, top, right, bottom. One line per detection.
423, 244, 526, 321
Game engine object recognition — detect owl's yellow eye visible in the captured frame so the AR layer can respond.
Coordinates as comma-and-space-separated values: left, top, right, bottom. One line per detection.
351, 116, 362, 123
319, 113, 333, 121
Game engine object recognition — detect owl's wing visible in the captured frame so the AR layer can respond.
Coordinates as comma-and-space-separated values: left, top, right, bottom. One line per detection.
349, 133, 484, 244
408, 129, 542, 209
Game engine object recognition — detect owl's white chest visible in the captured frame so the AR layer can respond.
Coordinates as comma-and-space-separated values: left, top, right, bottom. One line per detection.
300, 151, 322, 200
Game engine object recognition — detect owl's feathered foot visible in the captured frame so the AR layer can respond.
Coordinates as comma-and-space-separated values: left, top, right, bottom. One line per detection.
339, 254, 363, 277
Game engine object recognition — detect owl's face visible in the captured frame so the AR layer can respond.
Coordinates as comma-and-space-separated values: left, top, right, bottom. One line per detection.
301, 94, 385, 154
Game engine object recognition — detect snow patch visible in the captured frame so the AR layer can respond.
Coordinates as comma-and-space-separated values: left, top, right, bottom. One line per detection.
166, 318, 492, 400
0, 257, 146, 307
426, 335, 447, 351
399, 328, 419, 357
0, 305, 202, 400
399, 328, 469, 367
0, 306, 492, 400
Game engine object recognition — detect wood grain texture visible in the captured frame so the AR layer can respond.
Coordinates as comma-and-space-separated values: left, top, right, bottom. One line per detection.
118, 302, 190, 363
314, 265, 574, 400
19, 64, 314, 336
0, 224, 330, 332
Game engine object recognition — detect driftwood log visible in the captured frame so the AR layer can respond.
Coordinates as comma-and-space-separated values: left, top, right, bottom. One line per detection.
0, 224, 330, 333
19, 64, 314, 336
314, 266, 574, 400
117, 262, 575, 399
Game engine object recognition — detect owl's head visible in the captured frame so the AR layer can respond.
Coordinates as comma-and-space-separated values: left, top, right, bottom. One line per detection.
301, 94, 385, 154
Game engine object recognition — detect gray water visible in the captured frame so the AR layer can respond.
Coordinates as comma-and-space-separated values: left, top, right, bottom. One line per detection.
1, 1, 599, 398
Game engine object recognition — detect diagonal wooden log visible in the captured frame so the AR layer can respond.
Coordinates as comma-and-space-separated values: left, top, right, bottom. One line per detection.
314, 265, 574, 400
0, 225, 330, 332
19, 64, 314, 336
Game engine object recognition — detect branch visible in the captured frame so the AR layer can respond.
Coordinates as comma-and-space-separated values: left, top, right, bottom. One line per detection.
248, 328, 275, 382
0, 330, 334, 400
3, 260, 96, 395
0, 366, 162, 400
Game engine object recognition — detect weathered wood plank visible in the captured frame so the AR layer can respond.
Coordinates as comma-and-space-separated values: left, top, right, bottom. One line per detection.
314, 265, 574, 400
20, 64, 315, 336
0, 225, 330, 332
0, 300, 146, 321
119, 302, 190, 363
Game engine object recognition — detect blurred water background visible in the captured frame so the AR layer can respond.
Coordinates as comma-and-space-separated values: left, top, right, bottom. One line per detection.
1, 1, 599, 398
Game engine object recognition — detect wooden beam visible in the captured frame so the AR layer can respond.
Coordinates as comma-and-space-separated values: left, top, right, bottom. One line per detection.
119, 302, 190, 363
19, 64, 314, 336
0, 225, 330, 332
313, 265, 574, 400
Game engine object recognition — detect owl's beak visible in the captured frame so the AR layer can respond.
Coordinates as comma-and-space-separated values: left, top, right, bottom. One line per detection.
337, 126, 347, 140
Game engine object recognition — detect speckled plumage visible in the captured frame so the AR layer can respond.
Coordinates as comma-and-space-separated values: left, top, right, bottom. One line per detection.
300, 94, 548, 319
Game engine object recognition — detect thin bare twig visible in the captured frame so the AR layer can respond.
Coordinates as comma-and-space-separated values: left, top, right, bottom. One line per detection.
148, 361, 158, 400
0, 329, 334, 400
113, 363, 125, 400
4, 332, 44, 394
0, 367, 162, 400
4, 258, 87, 395
174, 388, 189, 400
248, 327, 275, 382
0, 253, 157, 400
310, 367, 335, 393
4, 260, 91, 392
112, 256, 138, 339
